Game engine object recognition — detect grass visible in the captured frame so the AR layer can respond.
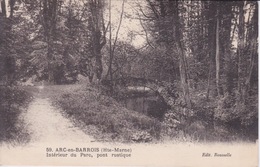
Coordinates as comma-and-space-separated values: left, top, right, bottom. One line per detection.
0, 86, 33, 144
47, 84, 162, 143
31, 83, 257, 143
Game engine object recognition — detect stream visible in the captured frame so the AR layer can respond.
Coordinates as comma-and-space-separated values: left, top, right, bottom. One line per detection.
120, 86, 258, 142
122, 95, 169, 120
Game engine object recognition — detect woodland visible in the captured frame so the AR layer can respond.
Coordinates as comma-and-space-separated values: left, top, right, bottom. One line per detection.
0, 0, 258, 143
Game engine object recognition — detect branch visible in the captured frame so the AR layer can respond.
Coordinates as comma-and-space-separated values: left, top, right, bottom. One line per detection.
138, 14, 155, 49
100, 21, 110, 47
137, 3, 155, 20
111, 0, 125, 55
146, 0, 159, 19
231, 12, 238, 42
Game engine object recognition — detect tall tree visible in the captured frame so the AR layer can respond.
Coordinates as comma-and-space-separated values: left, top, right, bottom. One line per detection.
41, 0, 59, 83
173, 1, 192, 108
215, 2, 221, 97
0, 0, 16, 85
138, 0, 192, 108
236, 2, 258, 112
106, 0, 125, 82
86, 0, 108, 83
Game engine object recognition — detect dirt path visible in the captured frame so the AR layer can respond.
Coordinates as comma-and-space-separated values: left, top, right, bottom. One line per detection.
23, 96, 94, 145
0, 85, 94, 147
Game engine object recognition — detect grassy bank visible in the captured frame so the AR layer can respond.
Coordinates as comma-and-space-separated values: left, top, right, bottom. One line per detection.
0, 86, 33, 144
49, 84, 162, 143
46, 84, 257, 143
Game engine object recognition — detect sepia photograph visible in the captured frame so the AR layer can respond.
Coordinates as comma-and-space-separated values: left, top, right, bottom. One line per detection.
0, 0, 258, 166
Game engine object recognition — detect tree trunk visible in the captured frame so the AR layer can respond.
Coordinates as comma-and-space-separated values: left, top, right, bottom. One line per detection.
106, 0, 125, 82
241, 3, 258, 105
1, 0, 7, 17
47, 41, 54, 84
205, 1, 216, 98
88, 0, 107, 84
206, 54, 212, 100
9, 0, 15, 18
215, 7, 221, 97
174, 1, 192, 108
237, 2, 245, 104
94, 51, 103, 82
178, 47, 192, 108
43, 0, 58, 84
222, 3, 233, 95
0, 0, 16, 85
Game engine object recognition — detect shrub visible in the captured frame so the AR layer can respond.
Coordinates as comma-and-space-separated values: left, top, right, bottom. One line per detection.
131, 131, 152, 142
0, 86, 32, 143
51, 85, 162, 143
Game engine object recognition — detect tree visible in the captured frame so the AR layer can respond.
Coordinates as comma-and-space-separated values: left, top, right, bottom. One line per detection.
22, 0, 82, 84
42, 0, 59, 83
136, 0, 179, 82
215, 2, 221, 97
138, 0, 192, 108
174, 1, 192, 108
235, 1, 258, 121
106, 0, 125, 83
85, 0, 108, 83
0, 0, 17, 85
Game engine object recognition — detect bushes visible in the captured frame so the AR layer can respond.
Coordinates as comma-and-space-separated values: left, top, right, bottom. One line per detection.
214, 92, 258, 127
0, 86, 32, 143
49, 83, 257, 143
52, 85, 162, 143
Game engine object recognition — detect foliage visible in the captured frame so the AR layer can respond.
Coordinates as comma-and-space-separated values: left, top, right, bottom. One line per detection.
136, 0, 258, 129
103, 41, 141, 80
50, 85, 162, 143
131, 131, 152, 143
0, 86, 33, 143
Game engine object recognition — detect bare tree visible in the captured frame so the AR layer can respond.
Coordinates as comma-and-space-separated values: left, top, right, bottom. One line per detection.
106, 0, 125, 82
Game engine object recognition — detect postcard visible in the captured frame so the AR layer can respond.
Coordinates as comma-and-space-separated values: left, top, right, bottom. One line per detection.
0, 0, 258, 166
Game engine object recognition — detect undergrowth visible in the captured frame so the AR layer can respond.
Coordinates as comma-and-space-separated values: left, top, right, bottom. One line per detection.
48, 84, 257, 143
0, 86, 33, 144
50, 84, 162, 143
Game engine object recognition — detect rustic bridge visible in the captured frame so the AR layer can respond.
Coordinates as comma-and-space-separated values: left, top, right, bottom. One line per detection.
102, 77, 178, 108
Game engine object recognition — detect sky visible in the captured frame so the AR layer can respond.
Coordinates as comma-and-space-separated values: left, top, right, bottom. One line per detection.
0, 0, 11, 17
1, 0, 147, 47
107, 0, 146, 47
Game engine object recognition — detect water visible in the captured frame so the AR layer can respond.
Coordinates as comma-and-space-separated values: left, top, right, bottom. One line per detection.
122, 95, 169, 120
119, 87, 257, 142
121, 94, 258, 142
